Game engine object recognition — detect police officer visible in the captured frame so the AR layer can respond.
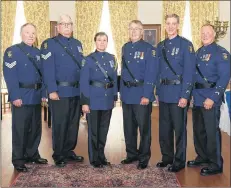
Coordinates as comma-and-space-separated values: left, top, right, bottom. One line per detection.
3, 23, 48, 172
80, 32, 117, 168
41, 14, 84, 167
187, 24, 230, 176
120, 20, 159, 169
156, 14, 195, 172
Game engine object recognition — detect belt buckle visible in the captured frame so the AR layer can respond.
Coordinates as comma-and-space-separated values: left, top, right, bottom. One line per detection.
105, 83, 110, 89
74, 82, 78, 88
161, 79, 166, 85
126, 81, 131, 88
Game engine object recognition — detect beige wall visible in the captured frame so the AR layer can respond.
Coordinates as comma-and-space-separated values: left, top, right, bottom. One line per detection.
49, 1, 230, 52
218, 1, 230, 52
49, 1, 75, 22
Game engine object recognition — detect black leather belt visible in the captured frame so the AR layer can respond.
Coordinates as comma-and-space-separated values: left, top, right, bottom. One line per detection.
160, 78, 182, 85
90, 80, 114, 89
19, 82, 42, 90
195, 82, 216, 89
56, 81, 79, 88
123, 80, 144, 88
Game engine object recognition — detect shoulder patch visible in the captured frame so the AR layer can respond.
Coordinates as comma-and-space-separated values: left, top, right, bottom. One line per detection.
152, 49, 156, 57
222, 53, 228, 60
81, 59, 86, 67
43, 42, 48, 49
7, 51, 12, 58
188, 45, 194, 53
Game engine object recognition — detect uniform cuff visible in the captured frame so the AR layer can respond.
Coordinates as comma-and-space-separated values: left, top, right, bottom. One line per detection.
80, 93, 90, 105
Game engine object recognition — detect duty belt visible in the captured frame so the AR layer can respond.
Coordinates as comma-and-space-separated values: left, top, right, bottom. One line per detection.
195, 82, 216, 89
56, 81, 79, 88
19, 82, 42, 90
123, 80, 144, 88
90, 80, 114, 89
160, 78, 182, 85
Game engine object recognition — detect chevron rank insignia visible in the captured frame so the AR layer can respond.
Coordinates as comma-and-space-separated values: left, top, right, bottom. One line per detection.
5, 61, 16, 68
41, 52, 51, 60
222, 53, 228, 60
152, 50, 156, 57
43, 42, 48, 49
36, 55, 40, 61
81, 59, 86, 67
7, 51, 12, 58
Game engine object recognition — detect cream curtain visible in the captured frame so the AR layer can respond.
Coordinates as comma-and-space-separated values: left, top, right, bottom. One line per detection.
108, 1, 138, 63
1, 1, 17, 61
75, 1, 103, 56
190, 1, 218, 50
23, 1, 50, 48
1, 1, 17, 88
161, 1, 186, 40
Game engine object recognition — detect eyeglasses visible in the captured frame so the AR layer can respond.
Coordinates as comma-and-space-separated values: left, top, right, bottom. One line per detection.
58, 22, 73, 27
128, 28, 142, 32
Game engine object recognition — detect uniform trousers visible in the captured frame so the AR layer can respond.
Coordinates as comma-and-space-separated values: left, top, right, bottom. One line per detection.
49, 96, 81, 162
192, 106, 223, 168
159, 102, 187, 166
122, 102, 152, 164
12, 104, 42, 166
87, 109, 112, 164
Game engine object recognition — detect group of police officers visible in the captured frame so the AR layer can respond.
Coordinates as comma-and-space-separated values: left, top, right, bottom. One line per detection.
3, 13, 230, 177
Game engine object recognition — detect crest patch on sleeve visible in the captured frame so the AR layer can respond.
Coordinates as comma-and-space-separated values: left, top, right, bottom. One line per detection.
222, 53, 228, 60
7, 51, 12, 58
81, 59, 86, 67
152, 50, 156, 57
43, 42, 48, 49
188, 46, 193, 53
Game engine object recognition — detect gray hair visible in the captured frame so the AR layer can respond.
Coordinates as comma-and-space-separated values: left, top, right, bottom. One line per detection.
57, 14, 72, 24
20, 23, 36, 34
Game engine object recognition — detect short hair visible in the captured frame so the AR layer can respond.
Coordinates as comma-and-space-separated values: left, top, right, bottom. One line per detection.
94, 32, 108, 42
20, 23, 36, 34
165, 14, 180, 24
201, 23, 215, 31
129, 20, 143, 28
57, 14, 72, 24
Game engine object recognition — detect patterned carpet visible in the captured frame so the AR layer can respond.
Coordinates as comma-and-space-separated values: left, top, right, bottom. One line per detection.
11, 163, 180, 187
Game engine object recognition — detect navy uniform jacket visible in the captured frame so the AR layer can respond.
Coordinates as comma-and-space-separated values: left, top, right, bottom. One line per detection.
156, 35, 196, 103
120, 40, 159, 104
80, 51, 118, 110
192, 42, 230, 106
40, 34, 84, 97
3, 42, 44, 105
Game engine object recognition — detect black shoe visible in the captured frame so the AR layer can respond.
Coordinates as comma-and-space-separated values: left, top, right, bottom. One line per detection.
91, 161, 103, 168
187, 160, 209, 167
121, 157, 138, 164
137, 162, 148, 170
156, 161, 172, 168
66, 155, 84, 162
55, 160, 66, 167
30, 157, 48, 164
200, 167, 223, 176
100, 160, 111, 166
168, 164, 185, 172
14, 164, 28, 172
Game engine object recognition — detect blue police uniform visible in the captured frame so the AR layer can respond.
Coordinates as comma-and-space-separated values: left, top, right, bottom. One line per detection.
80, 50, 117, 167
41, 34, 84, 166
156, 35, 195, 171
189, 42, 230, 175
120, 39, 159, 168
3, 42, 46, 169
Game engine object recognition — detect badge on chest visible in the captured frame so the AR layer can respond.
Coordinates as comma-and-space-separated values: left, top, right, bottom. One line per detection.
202, 54, 211, 61
109, 60, 114, 68
134, 51, 144, 59
171, 47, 179, 56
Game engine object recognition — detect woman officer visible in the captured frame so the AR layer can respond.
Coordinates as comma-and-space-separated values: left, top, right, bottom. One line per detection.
80, 32, 118, 168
